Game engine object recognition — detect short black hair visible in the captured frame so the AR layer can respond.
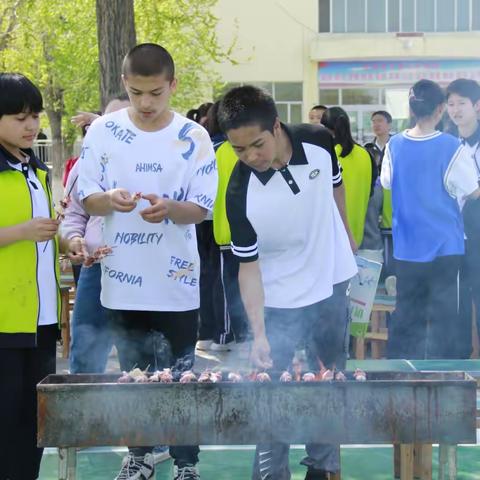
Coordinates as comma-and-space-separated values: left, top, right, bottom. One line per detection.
122, 43, 175, 80
186, 102, 213, 124
217, 85, 278, 133
446, 78, 480, 104
321, 106, 355, 157
371, 110, 392, 123
409, 79, 445, 119
0, 73, 43, 118
311, 104, 327, 111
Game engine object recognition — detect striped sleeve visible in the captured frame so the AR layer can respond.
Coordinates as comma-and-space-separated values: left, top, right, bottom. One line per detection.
329, 135, 342, 187
225, 164, 258, 262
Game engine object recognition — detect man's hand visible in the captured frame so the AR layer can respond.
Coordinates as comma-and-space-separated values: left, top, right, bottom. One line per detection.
71, 111, 100, 129
108, 188, 137, 213
67, 237, 89, 264
22, 218, 59, 242
139, 194, 170, 223
251, 335, 273, 369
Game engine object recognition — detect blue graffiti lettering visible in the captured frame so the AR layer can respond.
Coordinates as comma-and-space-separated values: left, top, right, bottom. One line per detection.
193, 194, 214, 210
114, 232, 164, 246
135, 163, 163, 173
196, 158, 217, 176
104, 265, 143, 287
80, 146, 89, 160
105, 121, 136, 144
178, 122, 196, 160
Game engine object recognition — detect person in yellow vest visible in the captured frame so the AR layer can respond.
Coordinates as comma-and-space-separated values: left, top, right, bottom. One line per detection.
209, 102, 249, 348
0, 73, 63, 480
321, 107, 372, 248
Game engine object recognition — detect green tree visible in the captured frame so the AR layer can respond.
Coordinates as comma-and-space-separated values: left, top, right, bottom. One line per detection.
1, 0, 99, 200
1, 0, 235, 199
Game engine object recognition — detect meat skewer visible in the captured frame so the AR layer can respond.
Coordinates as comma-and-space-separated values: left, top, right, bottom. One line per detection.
179, 370, 197, 383
353, 368, 367, 382
279, 371, 292, 382
256, 372, 271, 382
302, 372, 316, 382
227, 372, 243, 383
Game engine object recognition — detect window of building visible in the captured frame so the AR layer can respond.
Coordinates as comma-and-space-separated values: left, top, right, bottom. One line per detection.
473, 0, 480, 30
416, 0, 435, 32
367, 0, 387, 32
218, 82, 303, 124
437, 0, 456, 31
319, 0, 480, 32
347, 0, 366, 32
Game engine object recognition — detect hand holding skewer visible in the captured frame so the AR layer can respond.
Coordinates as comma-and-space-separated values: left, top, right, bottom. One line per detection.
250, 335, 273, 369
22, 217, 59, 243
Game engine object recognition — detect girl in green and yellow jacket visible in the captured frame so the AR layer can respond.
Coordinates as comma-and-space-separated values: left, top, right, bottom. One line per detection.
0, 73, 61, 480
321, 107, 372, 247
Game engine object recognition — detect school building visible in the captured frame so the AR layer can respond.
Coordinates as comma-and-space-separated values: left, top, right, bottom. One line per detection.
214, 0, 480, 140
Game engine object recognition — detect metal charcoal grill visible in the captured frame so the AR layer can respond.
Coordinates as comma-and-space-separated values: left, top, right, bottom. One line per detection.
37, 371, 476, 479
38, 371, 475, 446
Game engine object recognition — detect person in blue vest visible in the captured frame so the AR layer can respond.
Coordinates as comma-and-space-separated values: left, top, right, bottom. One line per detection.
381, 79, 480, 359
0, 73, 62, 480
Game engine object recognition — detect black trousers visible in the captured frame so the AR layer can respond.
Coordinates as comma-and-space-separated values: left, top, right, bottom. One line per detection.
196, 221, 248, 344
107, 309, 200, 466
252, 281, 350, 479
458, 239, 480, 358
0, 325, 57, 480
387, 255, 461, 359
196, 221, 220, 341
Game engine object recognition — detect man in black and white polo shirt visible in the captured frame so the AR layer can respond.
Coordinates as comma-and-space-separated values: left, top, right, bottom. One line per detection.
219, 86, 357, 480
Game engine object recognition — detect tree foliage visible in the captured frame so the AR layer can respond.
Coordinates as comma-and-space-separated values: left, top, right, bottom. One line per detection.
0, 0, 235, 197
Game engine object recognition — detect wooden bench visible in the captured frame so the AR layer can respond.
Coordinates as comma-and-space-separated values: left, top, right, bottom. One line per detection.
354, 295, 395, 360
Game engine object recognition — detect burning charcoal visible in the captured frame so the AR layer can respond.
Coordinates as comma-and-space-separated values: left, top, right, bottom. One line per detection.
227, 372, 243, 383
335, 371, 347, 382
279, 371, 292, 382
179, 371, 197, 383
246, 371, 258, 382
256, 372, 271, 383
354, 368, 367, 382
302, 372, 316, 382
117, 371, 133, 383
321, 369, 334, 381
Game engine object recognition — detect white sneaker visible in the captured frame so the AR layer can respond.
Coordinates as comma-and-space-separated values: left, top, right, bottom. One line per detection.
173, 464, 200, 480
115, 452, 155, 480
385, 275, 397, 297
195, 339, 213, 350
210, 340, 235, 351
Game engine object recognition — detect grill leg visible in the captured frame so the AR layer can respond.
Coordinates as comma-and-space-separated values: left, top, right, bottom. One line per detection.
58, 448, 77, 480
438, 444, 457, 480
414, 444, 433, 480
400, 444, 414, 480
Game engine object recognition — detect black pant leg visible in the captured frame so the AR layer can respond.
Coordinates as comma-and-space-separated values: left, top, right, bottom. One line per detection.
0, 325, 57, 480
221, 250, 249, 342
387, 260, 429, 359
151, 310, 200, 467
196, 222, 221, 341
306, 281, 350, 371
426, 255, 461, 359
456, 248, 473, 358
